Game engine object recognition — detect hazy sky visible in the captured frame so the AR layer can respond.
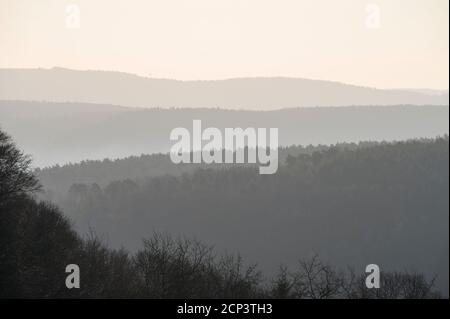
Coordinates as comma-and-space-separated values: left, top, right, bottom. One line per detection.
0, 0, 448, 89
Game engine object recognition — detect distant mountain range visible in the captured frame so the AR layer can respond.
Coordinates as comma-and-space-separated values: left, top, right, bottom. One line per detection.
0, 68, 448, 167
0, 100, 448, 167
0, 68, 448, 110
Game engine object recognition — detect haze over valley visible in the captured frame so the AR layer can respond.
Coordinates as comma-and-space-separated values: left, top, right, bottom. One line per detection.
1, 0, 448, 299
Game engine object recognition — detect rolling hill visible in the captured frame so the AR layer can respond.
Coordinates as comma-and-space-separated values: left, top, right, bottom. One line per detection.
0, 67, 448, 110
0, 100, 448, 167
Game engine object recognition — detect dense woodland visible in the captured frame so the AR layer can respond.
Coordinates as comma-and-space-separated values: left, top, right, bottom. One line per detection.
0, 127, 448, 298
44, 136, 449, 294
37, 143, 374, 193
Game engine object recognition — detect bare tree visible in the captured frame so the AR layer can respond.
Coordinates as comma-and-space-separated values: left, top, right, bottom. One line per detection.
0, 129, 40, 201
282, 255, 442, 299
291, 255, 344, 299
270, 265, 295, 298
134, 233, 263, 298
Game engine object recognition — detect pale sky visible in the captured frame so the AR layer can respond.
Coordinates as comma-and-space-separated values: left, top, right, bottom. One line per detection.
0, 0, 448, 89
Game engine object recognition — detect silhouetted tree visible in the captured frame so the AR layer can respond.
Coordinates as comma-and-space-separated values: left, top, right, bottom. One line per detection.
268, 256, 442, 299
270, 266, 294, 298
0, 129, 40, 201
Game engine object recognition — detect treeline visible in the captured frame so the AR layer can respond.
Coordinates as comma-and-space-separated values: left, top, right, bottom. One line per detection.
0, 128, 447, 298
37, 143, 373, 194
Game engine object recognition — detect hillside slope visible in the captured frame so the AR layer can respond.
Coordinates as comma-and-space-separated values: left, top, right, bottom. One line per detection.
48, 138, 449, 294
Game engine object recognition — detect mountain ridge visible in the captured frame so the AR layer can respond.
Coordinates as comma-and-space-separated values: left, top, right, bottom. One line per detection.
1, 100, 448, 167
1, 68, 448, 110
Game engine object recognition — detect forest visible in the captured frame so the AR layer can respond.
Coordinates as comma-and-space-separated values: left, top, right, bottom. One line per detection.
1, 127, 448, 298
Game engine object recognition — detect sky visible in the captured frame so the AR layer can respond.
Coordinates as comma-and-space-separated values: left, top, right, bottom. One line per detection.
0, 0, 448, 89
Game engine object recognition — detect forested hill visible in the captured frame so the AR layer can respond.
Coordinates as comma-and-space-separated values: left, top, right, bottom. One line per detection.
46, 137, 449, 294
2, 127, 446, 298
37, 143, 380, 194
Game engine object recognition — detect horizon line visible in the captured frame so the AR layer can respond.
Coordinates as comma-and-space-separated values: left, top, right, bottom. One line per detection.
1, 66, 449, 92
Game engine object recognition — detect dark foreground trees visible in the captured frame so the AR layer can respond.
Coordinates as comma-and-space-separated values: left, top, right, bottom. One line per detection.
0, 127, 444, 298
270, 255, 442, 299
